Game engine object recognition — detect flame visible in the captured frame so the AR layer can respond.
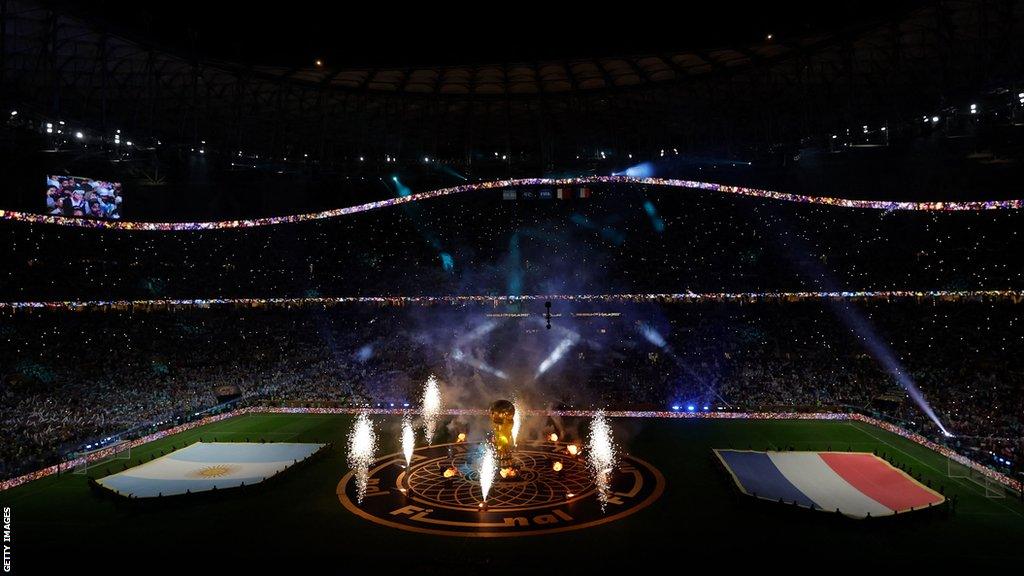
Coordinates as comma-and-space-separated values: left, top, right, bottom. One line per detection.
552, 461, 563, 472
549, 433, 559, 442
443, 466, 458, 478
567, 444, 579, 456
457, 432, 467, 442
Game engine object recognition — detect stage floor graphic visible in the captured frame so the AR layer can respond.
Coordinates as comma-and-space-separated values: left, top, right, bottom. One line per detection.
338, 440, 664, 536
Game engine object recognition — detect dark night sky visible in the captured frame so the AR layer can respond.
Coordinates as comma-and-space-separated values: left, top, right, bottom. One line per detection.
49, 1, 926, 67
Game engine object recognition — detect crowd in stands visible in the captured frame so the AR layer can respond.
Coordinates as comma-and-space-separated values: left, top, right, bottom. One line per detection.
2, 184, 1023, 480
2, 302, 1020, 481
5, 185, 1024, 303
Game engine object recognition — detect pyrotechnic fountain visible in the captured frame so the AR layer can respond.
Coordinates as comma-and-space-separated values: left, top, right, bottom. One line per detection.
587, 410, 617, 511
478, 444, 498, 506
511, 397, 524, 447
346, 412, 378, 504
401, 414, 415, 468
340, 399, 662, 536
421, 374, 443, 444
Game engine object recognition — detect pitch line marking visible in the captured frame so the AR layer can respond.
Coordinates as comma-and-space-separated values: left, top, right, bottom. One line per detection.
847, 422, 1024, 518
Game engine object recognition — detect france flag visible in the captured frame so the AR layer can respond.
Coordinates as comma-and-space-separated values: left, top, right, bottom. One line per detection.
715, 450, 944, 518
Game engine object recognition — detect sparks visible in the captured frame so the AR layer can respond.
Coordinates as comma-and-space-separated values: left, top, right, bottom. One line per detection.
478, 444, 498, 504
346, 412, 377, 504
401, 414, 415, 468
511, 397, 524, 446
421, 374, 443, 444
587, 410, 617, 511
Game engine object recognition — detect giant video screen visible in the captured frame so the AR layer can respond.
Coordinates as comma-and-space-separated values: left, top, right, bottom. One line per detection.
46, 175, 122, 219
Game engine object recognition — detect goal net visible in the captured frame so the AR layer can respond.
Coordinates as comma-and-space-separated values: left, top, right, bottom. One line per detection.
947, 457, 1007, 499
71, 441, 132, 476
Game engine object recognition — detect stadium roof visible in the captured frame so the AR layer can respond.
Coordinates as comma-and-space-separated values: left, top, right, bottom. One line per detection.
3, 0, 1023, 158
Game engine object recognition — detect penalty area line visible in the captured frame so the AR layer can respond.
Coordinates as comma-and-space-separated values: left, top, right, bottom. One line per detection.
847, 422, 1024, 518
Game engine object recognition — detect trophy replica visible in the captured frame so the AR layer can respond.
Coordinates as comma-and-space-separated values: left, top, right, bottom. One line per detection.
488, 400, 517, 476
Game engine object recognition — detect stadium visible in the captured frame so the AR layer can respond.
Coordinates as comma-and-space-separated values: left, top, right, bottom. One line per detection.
2, 0, 1024, 570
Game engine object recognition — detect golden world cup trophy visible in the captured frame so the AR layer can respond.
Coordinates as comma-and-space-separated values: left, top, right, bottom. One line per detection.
489, 400, 518, 478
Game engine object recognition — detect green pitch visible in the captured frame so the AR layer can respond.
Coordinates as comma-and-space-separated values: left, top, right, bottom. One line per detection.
3, 413, 1023, 569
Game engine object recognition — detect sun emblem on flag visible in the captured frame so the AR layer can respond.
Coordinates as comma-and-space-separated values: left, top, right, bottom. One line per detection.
190, 465, 237, 478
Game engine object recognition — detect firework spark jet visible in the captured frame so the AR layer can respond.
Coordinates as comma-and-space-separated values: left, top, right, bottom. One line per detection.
347, 412, 378, 504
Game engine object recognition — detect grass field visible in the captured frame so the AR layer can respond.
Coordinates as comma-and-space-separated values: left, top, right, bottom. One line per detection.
3, 413, 1023, 570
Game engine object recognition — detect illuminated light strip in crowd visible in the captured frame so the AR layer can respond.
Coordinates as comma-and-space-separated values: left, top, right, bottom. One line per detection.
2, 407, 1017, 493
6, 176, 1024, 231
1, 290, 1022, 312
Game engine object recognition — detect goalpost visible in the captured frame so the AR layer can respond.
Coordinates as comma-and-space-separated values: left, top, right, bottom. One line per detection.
71, 440, 132, 476
947, 457, 1007, 499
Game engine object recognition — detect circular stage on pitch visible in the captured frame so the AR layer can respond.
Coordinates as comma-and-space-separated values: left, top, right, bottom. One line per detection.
337, 441, 664, 537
